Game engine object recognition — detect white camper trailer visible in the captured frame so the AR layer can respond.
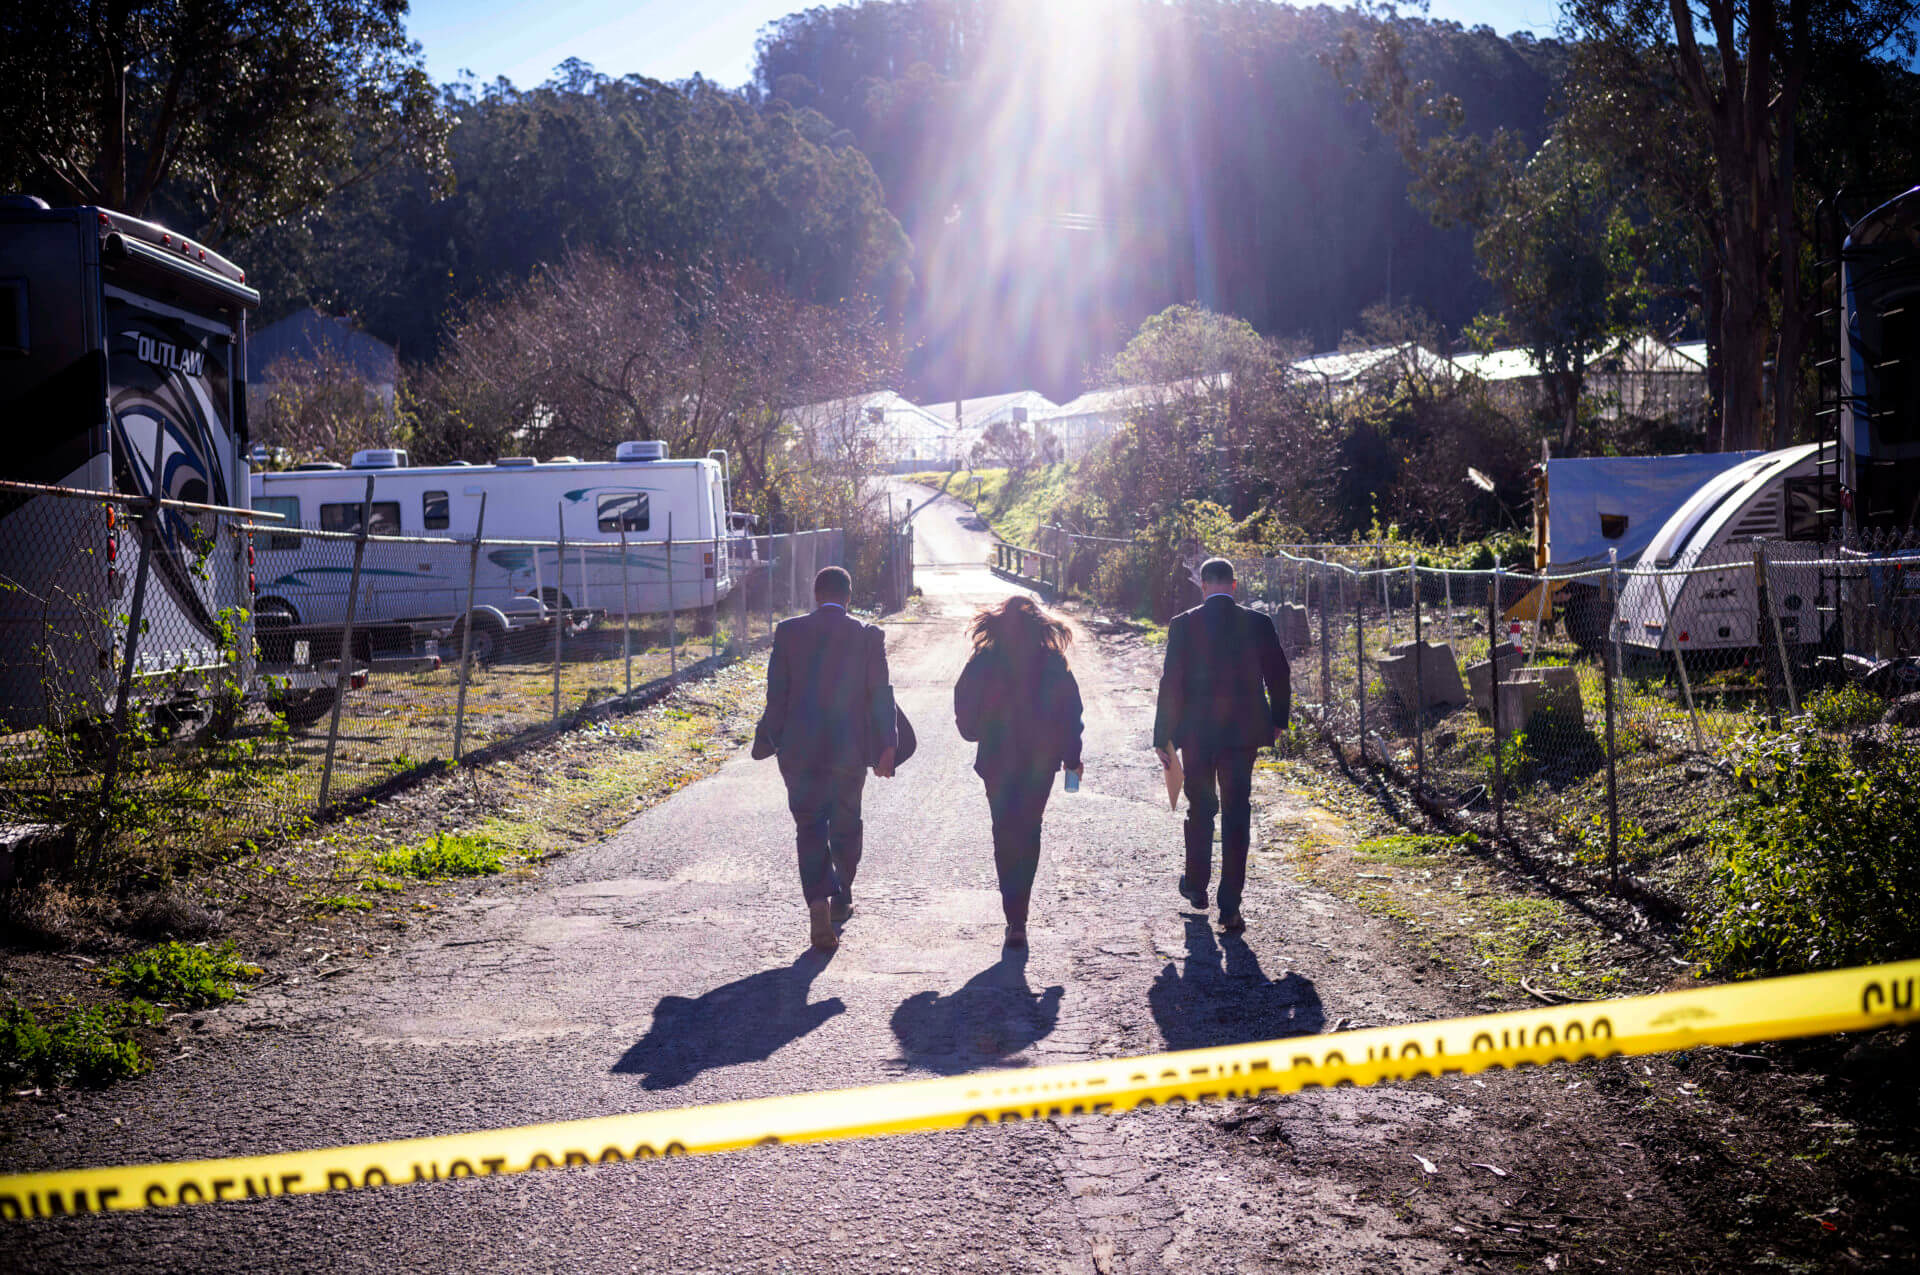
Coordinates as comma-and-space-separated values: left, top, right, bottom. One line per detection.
249, 443, 740, 654
1617, 442, 1838, 659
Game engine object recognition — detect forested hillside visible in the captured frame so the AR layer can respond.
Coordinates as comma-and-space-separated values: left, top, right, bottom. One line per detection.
756, 1, 1569, 397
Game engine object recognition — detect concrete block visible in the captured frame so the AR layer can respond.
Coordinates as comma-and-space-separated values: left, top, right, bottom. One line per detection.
1270, 604, 1312, 655
1508, 664, 1585, 725
1464, 646, 1524, 716
1378, 641, 1469, 713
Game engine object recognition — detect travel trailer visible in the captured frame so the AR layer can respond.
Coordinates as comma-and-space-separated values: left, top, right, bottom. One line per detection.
1617, 443, 1838, 660
1838, 185, 1920, 533
1525, 451, 1763, 649
0, 198, 271, 732
249, 443, 740, 657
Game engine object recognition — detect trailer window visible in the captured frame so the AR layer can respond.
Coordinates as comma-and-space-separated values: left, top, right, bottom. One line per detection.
422, 490, 450, 531
597, 491, 650, 532
320, 501, 401, 535
254, 495, 301, 550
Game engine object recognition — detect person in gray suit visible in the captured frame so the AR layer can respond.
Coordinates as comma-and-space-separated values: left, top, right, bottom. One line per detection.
754, 566, 898, 949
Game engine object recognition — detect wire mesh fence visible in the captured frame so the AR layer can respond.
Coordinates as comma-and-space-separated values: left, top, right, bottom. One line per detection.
0, 477, 848, 883
1050, 526, 1920, 888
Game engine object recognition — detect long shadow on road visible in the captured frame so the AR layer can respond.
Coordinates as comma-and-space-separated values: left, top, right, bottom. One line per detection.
1149, 915, 1324, 1051
612, 949, 845, 1089
890, 949, 1064, 1075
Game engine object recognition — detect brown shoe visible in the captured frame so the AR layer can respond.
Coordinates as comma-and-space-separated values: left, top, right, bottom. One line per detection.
809, 900, 838, 950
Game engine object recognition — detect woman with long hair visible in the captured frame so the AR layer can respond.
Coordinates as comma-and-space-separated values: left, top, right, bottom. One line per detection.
953, 595, 1084, 946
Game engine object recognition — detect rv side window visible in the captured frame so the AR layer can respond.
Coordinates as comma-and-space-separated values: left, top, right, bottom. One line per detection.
422, 490, 450, 531
320, 500, 401, 536
254, 496, 301, 550
1785, 476, 1837, 541
597, 492, 650, 533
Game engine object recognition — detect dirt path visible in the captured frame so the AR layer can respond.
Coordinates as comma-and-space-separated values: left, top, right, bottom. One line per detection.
3, 514, 1909, 1271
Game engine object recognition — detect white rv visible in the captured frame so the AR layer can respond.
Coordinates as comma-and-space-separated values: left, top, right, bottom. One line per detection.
1618, 442, 1838, 659
249, 443, 739, 655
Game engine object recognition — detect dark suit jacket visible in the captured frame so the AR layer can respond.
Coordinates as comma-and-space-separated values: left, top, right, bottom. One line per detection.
756, 606, 898, 772
1153, 594, 1291, 753
954, 645, 1084, 783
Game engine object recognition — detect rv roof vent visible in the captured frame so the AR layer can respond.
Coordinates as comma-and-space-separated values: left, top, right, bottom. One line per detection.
351, 448, 409, 469
546, 455, 582, 464
292, 460, 345, 471
496, 456, 536, 468
616, 440, 670, 463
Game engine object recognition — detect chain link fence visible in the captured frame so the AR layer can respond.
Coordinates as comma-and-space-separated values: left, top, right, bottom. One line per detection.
0, 477, 849, 883
1052, 526, 1920, 889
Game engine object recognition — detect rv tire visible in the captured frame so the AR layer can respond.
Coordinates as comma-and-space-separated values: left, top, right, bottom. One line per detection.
451, 608, 508, 666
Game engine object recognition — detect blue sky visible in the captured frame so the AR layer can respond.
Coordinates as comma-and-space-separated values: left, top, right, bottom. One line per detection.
407, 0, 1567, 91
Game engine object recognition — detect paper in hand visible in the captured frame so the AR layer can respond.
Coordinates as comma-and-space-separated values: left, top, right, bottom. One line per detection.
1162, 748, 1182, 811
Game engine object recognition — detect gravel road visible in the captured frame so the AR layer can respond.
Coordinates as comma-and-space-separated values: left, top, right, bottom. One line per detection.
6, 482, 1884, 1272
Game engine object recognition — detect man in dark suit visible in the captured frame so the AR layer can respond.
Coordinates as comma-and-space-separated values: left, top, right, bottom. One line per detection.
1152, 557, 1290, 932
756, 566, 898, 950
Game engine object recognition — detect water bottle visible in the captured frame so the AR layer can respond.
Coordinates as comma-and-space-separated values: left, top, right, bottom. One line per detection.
1064, 767, 1081, 793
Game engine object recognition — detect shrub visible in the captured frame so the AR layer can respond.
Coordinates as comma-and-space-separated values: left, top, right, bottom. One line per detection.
1692, 725, 1920, 976
1799, 682, 1886, 732
104, 939, 261, 1008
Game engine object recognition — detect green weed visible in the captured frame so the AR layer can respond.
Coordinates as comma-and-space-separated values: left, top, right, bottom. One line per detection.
103, 940, 261, 1008
372, 833, 505, 879
0, 998, 155, 1087
312, 894, 373, 912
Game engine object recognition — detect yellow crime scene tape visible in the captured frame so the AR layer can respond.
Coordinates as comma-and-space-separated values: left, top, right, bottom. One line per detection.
4, 958, 1917, 1220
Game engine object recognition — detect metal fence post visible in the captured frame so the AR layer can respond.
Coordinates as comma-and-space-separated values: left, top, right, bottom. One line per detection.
667, 514, 677, 681
1604, 550, 1621, 892
1411, 556, 1425, 791
1758, 542, 1800, 716
1651, 566, 1705, 752
553, 503, 566, 724
765, 536, 774, 636
710, 537, 720, 663
1489, 565, 1505, 838
1754, 543, 1782, 730
92, 488, 160, 869
318, 475, 374, 811
1319, 562, 1332, 728
619, 525, 633, 695
1355, 572, 1367, 755
452, 492, 487, 762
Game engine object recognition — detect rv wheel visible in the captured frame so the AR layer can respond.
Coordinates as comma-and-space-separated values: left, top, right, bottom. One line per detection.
451, 609, 507, 665
270, 687, 339, 730
1561, 583, 1614, 654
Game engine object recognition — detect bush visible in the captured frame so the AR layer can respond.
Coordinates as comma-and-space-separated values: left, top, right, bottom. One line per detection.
1800, 682, 1886, 732
104, 939, 261, 1008
1692, 725, 1920, 976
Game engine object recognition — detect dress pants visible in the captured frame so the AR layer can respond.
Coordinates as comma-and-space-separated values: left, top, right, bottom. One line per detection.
1180, 745, 1258, 913
985, 768, 1054, 922
780, 762, 866, 904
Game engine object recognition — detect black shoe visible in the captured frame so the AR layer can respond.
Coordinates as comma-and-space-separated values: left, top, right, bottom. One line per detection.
830, 891, 853, 924
1219, 909, 1245, 933
1178, 876, 1209, 910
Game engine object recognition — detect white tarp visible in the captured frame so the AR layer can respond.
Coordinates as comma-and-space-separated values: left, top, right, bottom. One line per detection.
1544, 452, 1764, 573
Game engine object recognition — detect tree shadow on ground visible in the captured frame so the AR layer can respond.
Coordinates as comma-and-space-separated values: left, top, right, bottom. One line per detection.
1148, 916, 1324, 1051
890, 948, 1064, 1075
612, 949, 843, 1089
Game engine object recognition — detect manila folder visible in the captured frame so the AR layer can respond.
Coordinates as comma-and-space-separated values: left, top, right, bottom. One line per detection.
1163, 750, 1183, 810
